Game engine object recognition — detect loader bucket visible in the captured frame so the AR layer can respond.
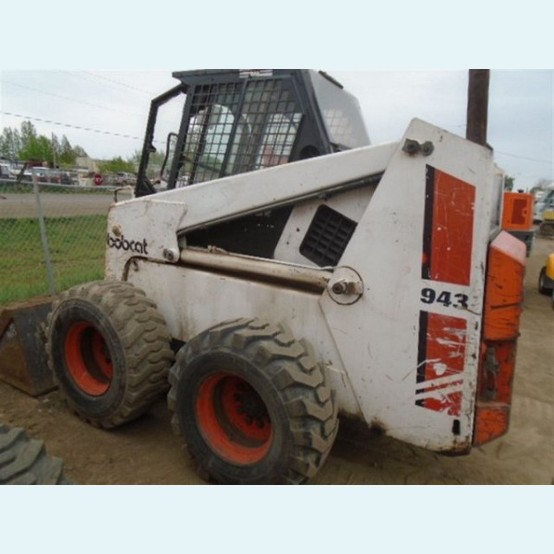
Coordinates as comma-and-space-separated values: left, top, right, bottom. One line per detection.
0, 297, 56, 396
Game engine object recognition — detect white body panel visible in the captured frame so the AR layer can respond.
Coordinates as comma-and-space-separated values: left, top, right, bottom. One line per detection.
274, 186, 375, 266
321, 122, 495, 451
106, 119, 500, 453
105, 141, 396, 279
127, 262, 363, 418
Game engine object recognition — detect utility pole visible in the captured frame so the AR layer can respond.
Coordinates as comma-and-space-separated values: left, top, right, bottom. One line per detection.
466, 69, 490, 147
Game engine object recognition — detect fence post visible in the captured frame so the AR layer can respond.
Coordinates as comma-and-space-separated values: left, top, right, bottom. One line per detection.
32, 170, 57, 295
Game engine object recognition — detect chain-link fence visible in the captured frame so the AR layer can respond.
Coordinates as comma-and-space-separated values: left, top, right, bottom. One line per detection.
0, 173, 132, 307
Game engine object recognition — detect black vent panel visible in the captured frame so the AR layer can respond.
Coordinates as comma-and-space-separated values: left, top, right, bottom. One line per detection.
300, 205, 357, 267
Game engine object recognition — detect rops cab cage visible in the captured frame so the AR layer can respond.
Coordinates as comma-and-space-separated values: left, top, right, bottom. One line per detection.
135, 69, 370, 257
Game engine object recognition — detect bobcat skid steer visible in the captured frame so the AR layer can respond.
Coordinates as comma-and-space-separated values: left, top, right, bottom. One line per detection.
45, 70, 526, 484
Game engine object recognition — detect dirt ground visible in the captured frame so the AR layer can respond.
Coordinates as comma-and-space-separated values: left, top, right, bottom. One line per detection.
1, 236, 552, 485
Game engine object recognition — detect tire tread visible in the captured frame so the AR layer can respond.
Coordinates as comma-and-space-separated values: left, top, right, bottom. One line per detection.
0, 424, 68, 485
46, 280, 174, 428
169, 317, 338, 484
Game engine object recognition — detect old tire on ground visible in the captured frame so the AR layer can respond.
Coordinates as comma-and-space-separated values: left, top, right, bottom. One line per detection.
46, 280, 174, 428
168, 318, 338, 484
0, 424, 71, 484
538, 267, 550, 295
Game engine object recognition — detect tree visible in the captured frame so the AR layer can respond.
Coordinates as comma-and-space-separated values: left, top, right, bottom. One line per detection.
15, 121, 54, 164
58, 135, 76, 166
130, 149, 142, 166
19, 131, 54, 164
73, 145, 88, 158
0, 127, 21, 160
19, 121, 37, 152
98, 156, 136, 174
51, 134, 60, 167
0, 122, 88, 167
504, 175, 515, 191
130, 148, 164, 179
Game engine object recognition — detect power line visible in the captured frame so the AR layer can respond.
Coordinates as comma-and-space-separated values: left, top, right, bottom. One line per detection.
2, 110, 551, 168
495, 150, 552, 165
0, 111, 144, 142
1, 79, 145, 118
80, 71, 159, 96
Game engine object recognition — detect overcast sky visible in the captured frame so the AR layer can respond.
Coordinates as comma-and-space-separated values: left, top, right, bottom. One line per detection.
0, 69, 552, 190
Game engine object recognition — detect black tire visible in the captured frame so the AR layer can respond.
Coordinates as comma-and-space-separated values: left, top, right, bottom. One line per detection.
168, 318, 338, 484
538, 267, 550, 295
0, 424, 71, 484
46, 280, 174, 428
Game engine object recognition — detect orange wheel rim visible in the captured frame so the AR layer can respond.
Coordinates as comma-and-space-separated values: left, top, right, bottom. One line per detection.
64, 322, 113, 396
196, 373, 273, 465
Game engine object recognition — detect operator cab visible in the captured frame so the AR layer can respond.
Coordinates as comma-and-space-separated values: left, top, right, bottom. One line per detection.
136, 69, 370, 257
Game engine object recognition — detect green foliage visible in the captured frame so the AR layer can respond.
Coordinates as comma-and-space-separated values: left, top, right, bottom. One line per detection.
130, 148, 164, 168
0, 121, 87, 165
130, 148, 166, 179
0, 127, 22, 159
129, 149, 142, 166
98, 156, 136, 174
20, 135, 54, 163
58, 135, 76, 165
504, 175, 515, 191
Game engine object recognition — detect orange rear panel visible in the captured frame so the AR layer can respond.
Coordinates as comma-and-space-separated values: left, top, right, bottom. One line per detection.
502, 192, 534, 231
483, 231, 526, 341
473, 231, 526, 446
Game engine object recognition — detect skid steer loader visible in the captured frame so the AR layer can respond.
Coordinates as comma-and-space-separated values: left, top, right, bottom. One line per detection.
44, 70, 526, 484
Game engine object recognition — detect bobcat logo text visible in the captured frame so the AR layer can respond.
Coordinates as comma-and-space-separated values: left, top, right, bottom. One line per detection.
106, 233, 149, 255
